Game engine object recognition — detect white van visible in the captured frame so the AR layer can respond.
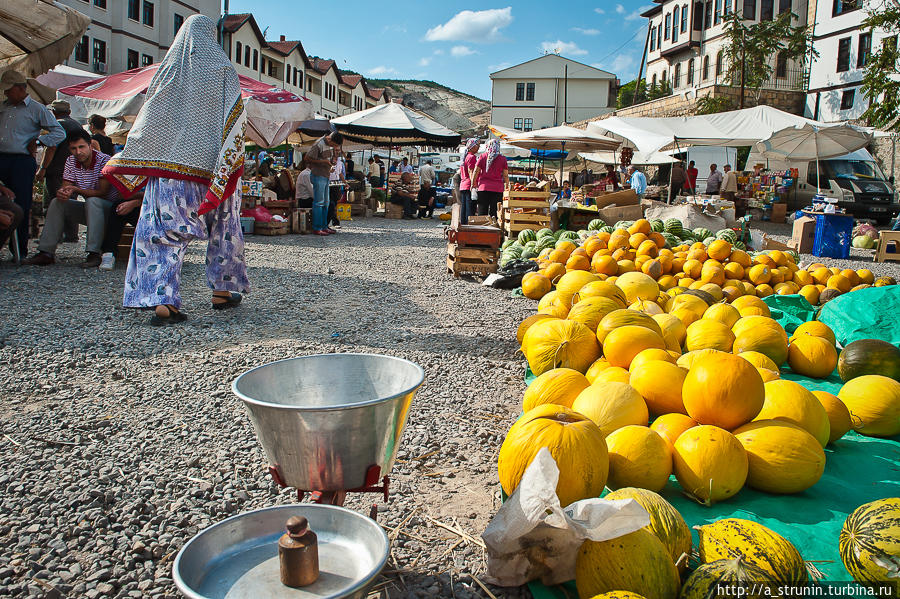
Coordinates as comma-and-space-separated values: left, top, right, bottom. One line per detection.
745, 148, 899, 225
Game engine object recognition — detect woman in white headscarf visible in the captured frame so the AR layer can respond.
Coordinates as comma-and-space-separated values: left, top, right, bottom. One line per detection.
457, 137, 480, 224
104, 14, 250, 325
470, 139, 508, 220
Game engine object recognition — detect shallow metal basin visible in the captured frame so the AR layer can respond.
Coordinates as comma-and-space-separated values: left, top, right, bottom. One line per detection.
232, 353, 424, 491
173, 504, 389, 599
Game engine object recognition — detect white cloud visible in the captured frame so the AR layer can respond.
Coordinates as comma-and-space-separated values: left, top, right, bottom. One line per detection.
594, 53, 639, 77
368, 66, 398, 76
451, 45, 477, 57
489, 61, 513, 72
615, 4, 626, 14
623, 4, 654, 20
572, 27, 601, 35
425, 7, 513, 43
419, 57, 432, 67
540, 40, 588, 56
434, 49, 444, 55
594, 7, 605, 14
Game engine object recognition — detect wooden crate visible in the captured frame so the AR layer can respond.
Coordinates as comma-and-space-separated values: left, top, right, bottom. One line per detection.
254, 221, 289, 236
446, 243, 499, 277
385, 202, 405, 219
502, 191, 551, 238
117, 225, 135, 263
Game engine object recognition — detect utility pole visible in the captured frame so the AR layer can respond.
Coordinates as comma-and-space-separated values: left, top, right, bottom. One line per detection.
564, 64, 568, 124
219, 0, 229, 52
740, 26, 746, 109
634, 25, 651, 107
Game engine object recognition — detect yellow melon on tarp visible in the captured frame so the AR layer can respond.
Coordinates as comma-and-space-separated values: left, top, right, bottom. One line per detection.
791, 320, 837, 345
567, 296, 623, 332
737, 351, 779, 372
556, 271, 600, 305
593, 366, 632, 384
702, 303, 741, 328
733, 419, 826, 494
572, 382, 650, 436
575, 529, 681, 599
522, 319, 601, 376
605, 487, 692, 572
812, 390, 852, 444
682, 353, 765, 430
630, 361, 687, 415
517, 314, 557, 345
522, 368, 591, 411
696, 518, 808, 582
732, 318, 789, 366
838, 375, 900, 437
498, 404, 609, 507
840, 498, 900, 585
650, 413, 699, 452
684, 320, 735, 353
673, 425, 748, 504
585, 357, 612, 383
596, 309, 663, 343
676, 349, 726, 370
616, 271, 661, 303
603, 326, 668, 369
575, 280, 629, 307
755, 380, 830, 447
605, 425, 673, 492
787, 334, 838, 379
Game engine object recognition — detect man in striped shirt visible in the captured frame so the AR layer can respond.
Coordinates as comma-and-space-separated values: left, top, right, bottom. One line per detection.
23, 130, 120, 267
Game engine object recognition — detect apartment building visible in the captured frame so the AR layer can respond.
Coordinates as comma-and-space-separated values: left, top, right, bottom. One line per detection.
642, 0, 809, 94
58, 0, 219, 76
490, 54, 617, 130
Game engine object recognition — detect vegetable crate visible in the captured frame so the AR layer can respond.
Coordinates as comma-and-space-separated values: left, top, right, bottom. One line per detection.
385, 202, 404, 220
446, 243, 499, 277
501, 190, 551, 238
253, 221, 289, 236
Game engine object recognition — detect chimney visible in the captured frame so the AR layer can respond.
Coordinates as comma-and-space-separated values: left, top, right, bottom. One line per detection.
280, 35, 285, 41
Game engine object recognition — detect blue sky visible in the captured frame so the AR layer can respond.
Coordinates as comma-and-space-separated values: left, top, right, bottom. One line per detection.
228, 2, 653, 99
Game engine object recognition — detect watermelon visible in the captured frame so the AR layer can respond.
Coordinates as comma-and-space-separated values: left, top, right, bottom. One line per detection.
600, 226, 615, 234
518, 229, 537, 245
520, 248, 538, 260
537, 228, 554, 239
837, 339, 900, 382
692, 228, 711, 241
588, 218, 605, 231
734, 240, 747, 250
664, 218, 683, 235
561, 230, 580, 241
716, 229, 738, 243
554, 229, 567, 240
662, 232, 679, 247
525, 240, 538, 251
650, 219, 665, 233
501, 239, 515, 250
538, 236, 556, 251
703, 236, 717, 246
506, 244, 524, 257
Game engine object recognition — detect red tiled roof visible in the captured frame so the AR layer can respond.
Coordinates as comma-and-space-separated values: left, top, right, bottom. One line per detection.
308, 57, 335, 74
340, 74, 363, 87
367, 87, 384, 100
222, 13, 252, 33
267, 40, 301, 55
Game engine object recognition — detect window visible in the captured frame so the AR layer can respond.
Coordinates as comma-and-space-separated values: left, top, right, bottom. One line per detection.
74, 35, 89, 63
516, 82, 525, 101
93, 39, 106, 65
142, 1, 154, 27
243, 46, 250, 68
254, 50, 259, 72
702, 55, 710, 79
687, 59, 695, 84
841, 89, 856, 110
832, 0, 859, 17
235, 42, 242, 63
297, 71, 303, 88
513, 117, 523, 131
858, 33, 872, 68
94, 0, 106, 7
657, 24, 662, 44
307, 78, 313, 92
715, 50, 724, 76
694, 2, 704, 29
127, 49, 139, 70
665, 13, 671, 39
652, 73, 657, 88
127, 0, 140, 21
837, 37, 851, 72
526, 82, 535, 101
705, 1, 713, 28
724, 0, 732, 15
173, 13, 184, 36
267, 59, 275, 77
682, 4, 689, 31
715, 0, 722, 24
524, 118, 533, 131
674, 63, 682, 88
650, 26, 657, 51
293, 67, 298, 87
760, 0, 774, 20
673, 7, 680, 41
743, 0, 756, 19
779, 0, 791, 14
776, 52, 788, 77
142, 54, 153, 66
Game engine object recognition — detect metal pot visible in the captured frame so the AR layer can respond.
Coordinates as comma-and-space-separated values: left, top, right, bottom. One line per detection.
233, 353, 424, 491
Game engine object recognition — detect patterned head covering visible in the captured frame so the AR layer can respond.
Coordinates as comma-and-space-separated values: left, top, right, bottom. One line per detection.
465, 137, 480, 152
104, 14, 247, 215
485, 139, 501, 170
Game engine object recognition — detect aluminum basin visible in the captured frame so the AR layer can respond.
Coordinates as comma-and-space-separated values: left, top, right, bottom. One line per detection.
233, 354, 424, 491
173, 504, 389, 599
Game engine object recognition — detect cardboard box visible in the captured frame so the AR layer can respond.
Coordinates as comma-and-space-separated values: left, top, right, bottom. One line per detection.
597, 204, 644, 223
771, 203, 787, 223
790, 216, 816, 253
593, 189, 640, 209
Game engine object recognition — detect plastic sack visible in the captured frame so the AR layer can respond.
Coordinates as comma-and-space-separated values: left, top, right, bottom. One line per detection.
240, 206, 274, 222
482, 448, 650, 587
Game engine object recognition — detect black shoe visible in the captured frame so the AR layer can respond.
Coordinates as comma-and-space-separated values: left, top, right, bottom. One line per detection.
80, 252, 102, 268
150, 306, 187, 326
212, 292, 243, 310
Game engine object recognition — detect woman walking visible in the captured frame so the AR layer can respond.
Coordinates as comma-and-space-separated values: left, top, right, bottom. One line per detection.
458, 137, 480, 224
470, 139, 508, 220
103, 14, 249, 325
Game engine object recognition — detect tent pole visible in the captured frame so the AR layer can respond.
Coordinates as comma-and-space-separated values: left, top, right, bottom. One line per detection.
559, 142, 566, 189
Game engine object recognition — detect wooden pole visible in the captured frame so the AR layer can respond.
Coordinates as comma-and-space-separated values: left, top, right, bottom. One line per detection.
634, 25, 651, 106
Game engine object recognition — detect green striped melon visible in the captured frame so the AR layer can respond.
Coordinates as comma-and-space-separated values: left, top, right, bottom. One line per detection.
650, 219, 665, 233
588, 219, 606, 231
664, 219, 683, 235
606, 487, 692, 572
692, 228, 712, 241
662, 233, 679, 248
734, 240, 747, 250
840, 497, 900, 584
697, 518, 808, 583
681, 558, 771, 599
501, 239, 515, 250
717, 229, 738, 243
536, 227, 554, 239
518, 229, 537, 244
703, 237, 717, 246
600, 225, 615, 234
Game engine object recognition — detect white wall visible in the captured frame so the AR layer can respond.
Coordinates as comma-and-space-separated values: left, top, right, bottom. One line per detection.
491, 73, 613, 128
230, 26, 264, 80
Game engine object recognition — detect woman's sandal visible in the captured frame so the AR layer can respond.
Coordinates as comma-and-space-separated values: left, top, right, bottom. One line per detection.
150, 305, 187, 326
212, 292, 243, 310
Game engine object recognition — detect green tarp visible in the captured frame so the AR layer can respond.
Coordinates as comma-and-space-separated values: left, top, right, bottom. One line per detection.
818, 286, 900, 346
762, 294, 817, 335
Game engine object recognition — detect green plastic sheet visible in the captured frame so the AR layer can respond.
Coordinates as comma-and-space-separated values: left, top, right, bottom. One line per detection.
818, 286, 900, 346
762, 294, 817, 335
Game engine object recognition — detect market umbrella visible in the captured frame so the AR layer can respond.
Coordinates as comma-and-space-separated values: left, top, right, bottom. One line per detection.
57, 64, 314, 147
503, 125, 621, 187
0, 0, 90, 77
755, 123, 873, 193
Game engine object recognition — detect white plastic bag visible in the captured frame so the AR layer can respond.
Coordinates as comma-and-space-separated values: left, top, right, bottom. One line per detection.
481, 448, 650, 587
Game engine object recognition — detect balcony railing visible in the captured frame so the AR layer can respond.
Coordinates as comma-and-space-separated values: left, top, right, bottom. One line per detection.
666, 65, 809, 94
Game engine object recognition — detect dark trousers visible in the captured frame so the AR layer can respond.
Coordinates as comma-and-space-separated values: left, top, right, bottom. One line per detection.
0, 153, 37, 255
328, 185, 342, 225
417, 201, 434, 218
459, 190, 472, 224
391, 195, 416, 217
0, 194, 24, 251
669, 182, 684, 203
100, 201, 141, 254
477, 190, 501, 217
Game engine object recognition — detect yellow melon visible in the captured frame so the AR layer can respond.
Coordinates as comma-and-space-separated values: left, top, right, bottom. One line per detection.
523, 273, 552, 300
571, 382, 650, 436
630, 361, 688, 416
517, 314, 557, 345
697, 518, 808, 582
787, 334, 838, 379
733, 420, 826, 494
575, 280, 629, 307
538, 290, 560, 312
522, 319, 601, 376
650, 413, 699, 451
731, 295, 771, 318
585, 357, 612, 383
616, 271, 661, 303
702, 303, 741, 328
593, 366, 633, 384
755, 380, 831, 447
523, 368, 592, 412
682, 353, 765, 430
732, 319, 789, 366
603, 325, 667, 369
838, 375, 900, 437
684, 320, 735, 353
576, 529, 681, 599
567, 296, 623, 332
596, 309, 663, 343
812, 390, 852, 444
556, 271, 601, 305
605, 425, 674, 492
676, 349, 726, 370
673, 425, 748, 504
629, 348, 677, 372
737, 351, 779, 372
665, 293, 709, 319
757, 368, 781, 382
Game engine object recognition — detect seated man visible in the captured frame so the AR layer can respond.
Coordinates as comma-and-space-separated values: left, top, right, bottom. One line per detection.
295, 161, 314, 209
0, 183, 24, 254
23, 129, 119, 267
98, 190, 144, 270
417, 179, 436, 219
390, 172, 418, 219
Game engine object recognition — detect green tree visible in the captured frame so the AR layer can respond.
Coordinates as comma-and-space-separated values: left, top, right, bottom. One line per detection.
862, 1, 900, 128
695, 96, 736, 115
721, 11, 816, 105
648, 80, 671, 100
617, 79, 648, 108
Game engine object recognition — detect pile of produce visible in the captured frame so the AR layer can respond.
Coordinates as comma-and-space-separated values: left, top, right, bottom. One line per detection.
510, 218, 896, 306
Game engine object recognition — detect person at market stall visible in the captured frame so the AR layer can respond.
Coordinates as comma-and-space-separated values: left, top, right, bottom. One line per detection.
101, 14, 251, 324
328, 152, 346, 230
88, 114, 115, 156
669, 161, 686, 202
389, 160, 400, 174
401, 157, 414, 174
23, 129, 121, 267
417, 178, 437, 219
706, 163, 723, 195
599, 164, 621, 191
419, 159, 436, 186
0, 69, 66, 257
628, 165, 647, 198
97, 187, 145, 271
458, 137, 480, 225
470, 139, 508, 219
305, 130, 344, 236
295, 160, 314, 209
0, 183, 23, 252
42, 100, 86, 243
258, 155, 273, 177
366, 157, 382, 187
275, 167, 295, 201
721, 164, 741, 215
685, 160, 698, 195
560, 180, 572, 199
390, 171, 418, 219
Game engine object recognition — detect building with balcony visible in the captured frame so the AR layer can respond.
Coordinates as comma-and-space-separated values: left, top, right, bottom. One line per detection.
58, 0, 219, 76
489, 54, 617, 131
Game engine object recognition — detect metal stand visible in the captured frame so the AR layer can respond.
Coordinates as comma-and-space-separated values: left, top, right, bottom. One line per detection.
267, 464, 390, 517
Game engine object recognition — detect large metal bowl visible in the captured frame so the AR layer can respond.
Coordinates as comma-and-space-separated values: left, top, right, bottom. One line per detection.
173, 504, 389, 599
233, 353, 424, 491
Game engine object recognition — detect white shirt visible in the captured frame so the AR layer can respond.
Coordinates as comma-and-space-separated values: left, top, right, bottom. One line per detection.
329, 157, 345, 182
419, 163, 436, 184
295, 168, 314, 199
401, 163, 414, 174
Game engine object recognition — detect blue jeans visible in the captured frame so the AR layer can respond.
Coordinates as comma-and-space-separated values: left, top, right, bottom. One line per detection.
459, 190, 472, 224
0, 153, 37, 254
311, 175, 329, 231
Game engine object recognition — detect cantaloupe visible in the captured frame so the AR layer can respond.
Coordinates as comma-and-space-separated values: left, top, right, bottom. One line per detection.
522, 368, 591, 411
756, 380, 831, 447
629, 361, 687, 415
733, 420, 826, 494
682, 353, 765, 430
673, 425, 748, 504
605, 425, 673, 492
572, 382, 650, 436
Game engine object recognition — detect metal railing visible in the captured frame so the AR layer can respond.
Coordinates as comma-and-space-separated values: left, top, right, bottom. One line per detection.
667, 65, 809, 94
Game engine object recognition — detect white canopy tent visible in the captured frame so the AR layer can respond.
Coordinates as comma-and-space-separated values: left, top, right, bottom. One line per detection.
579, 150, 677, 166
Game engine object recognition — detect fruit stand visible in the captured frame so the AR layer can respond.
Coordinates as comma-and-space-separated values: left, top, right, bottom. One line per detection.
500, 185, 552, 238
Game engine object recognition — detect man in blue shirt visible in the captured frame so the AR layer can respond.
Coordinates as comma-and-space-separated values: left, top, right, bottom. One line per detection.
628, 166, 647, 198
0, 70, 65, 256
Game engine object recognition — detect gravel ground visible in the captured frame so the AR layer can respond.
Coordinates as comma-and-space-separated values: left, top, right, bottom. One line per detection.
1, 215, 897, 599
0, 216, 533, 599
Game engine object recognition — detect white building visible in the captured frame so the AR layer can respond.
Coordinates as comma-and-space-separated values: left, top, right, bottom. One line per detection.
642, 0, 809, 94
805, 0, 891, 122
489, 54, 617, 130
57, 0, 219, 76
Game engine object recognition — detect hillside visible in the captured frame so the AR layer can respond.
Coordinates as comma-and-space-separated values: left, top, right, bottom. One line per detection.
366, 79, 491, 137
